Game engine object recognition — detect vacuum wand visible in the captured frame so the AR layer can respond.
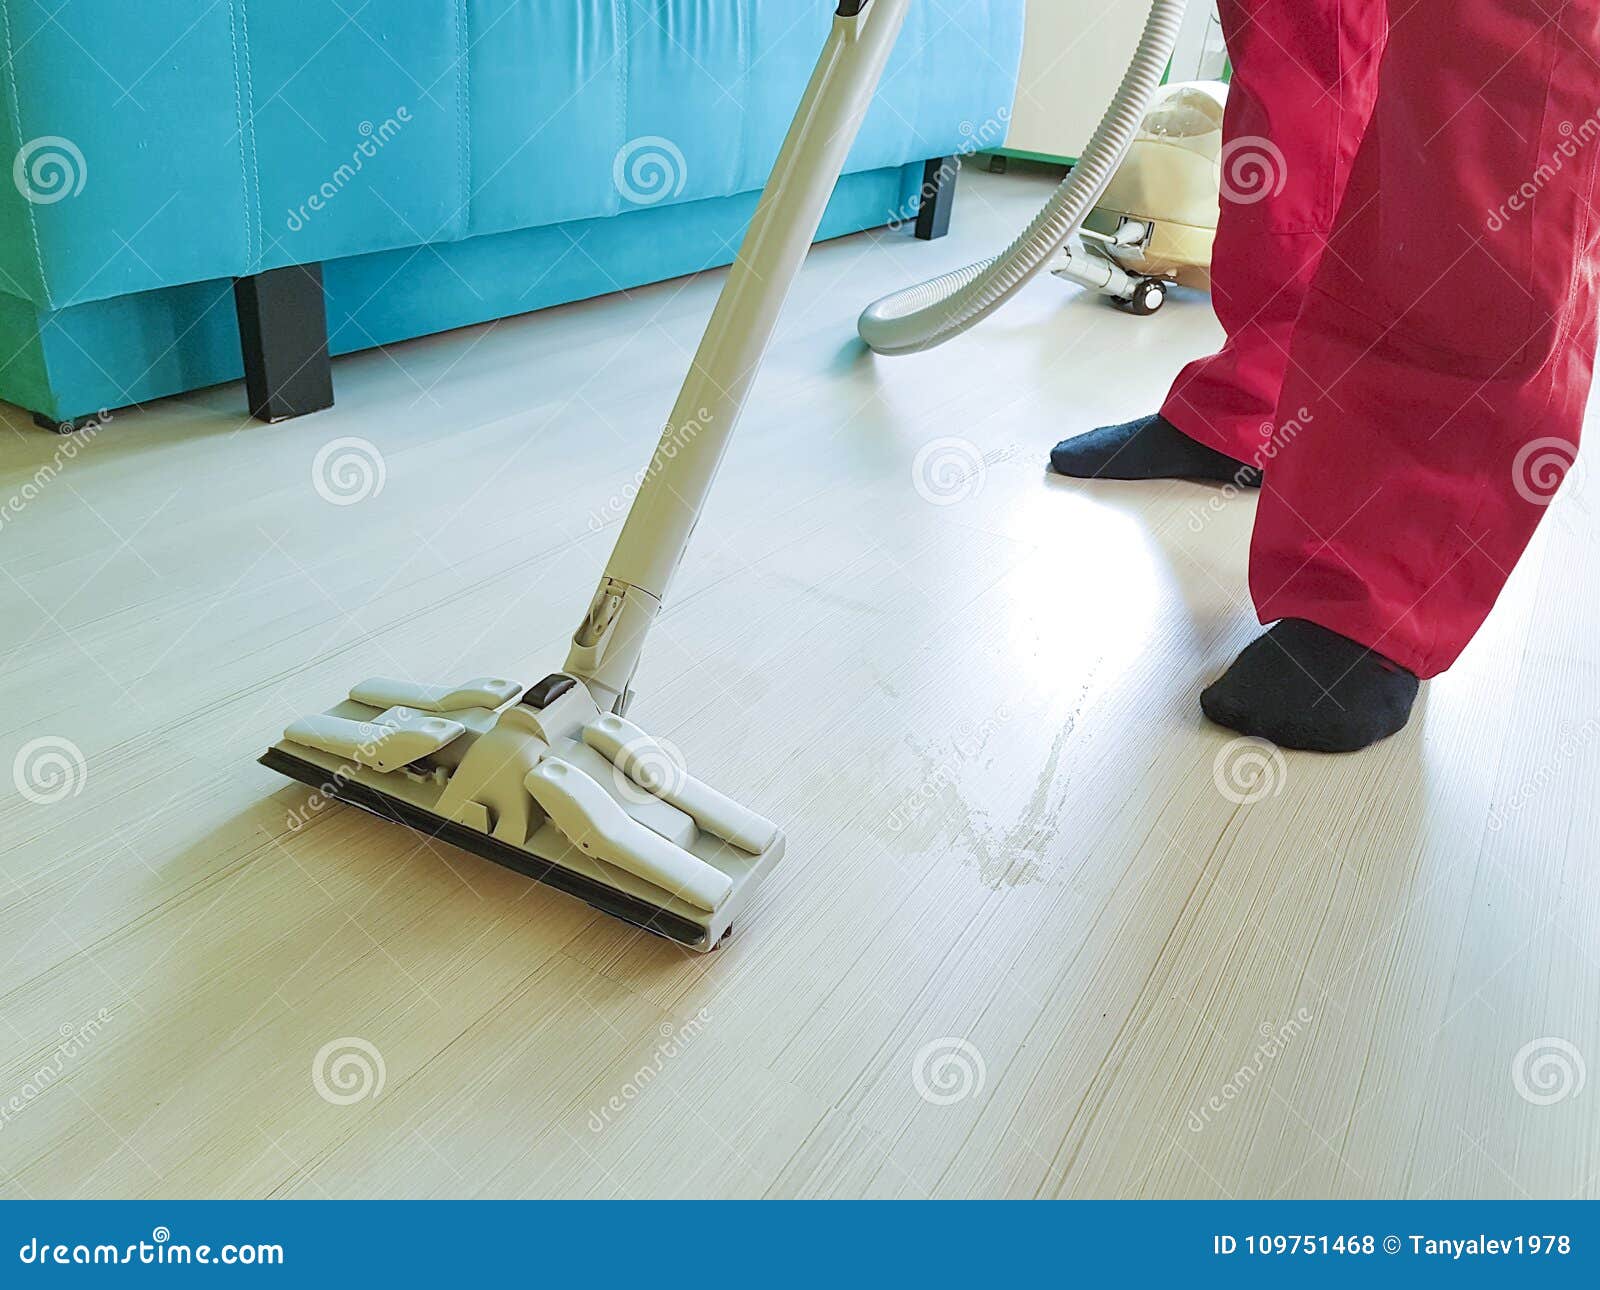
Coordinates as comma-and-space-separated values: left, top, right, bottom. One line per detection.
563, 0, 913, 711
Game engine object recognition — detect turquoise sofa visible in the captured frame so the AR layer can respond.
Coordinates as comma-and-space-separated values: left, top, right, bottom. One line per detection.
0, 0, 1024, 429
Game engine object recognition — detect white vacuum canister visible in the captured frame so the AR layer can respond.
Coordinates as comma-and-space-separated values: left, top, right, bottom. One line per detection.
1083, 79, 1228, 290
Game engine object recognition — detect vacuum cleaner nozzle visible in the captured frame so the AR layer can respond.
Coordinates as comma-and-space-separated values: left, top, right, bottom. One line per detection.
261, 673, 784, 950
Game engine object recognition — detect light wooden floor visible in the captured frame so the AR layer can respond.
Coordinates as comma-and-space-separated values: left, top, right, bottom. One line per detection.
3, 169, 1598, 1200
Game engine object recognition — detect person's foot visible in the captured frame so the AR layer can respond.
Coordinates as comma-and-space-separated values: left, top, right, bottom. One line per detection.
1049, 412, 1262, 486
1200, 619, 1420, 753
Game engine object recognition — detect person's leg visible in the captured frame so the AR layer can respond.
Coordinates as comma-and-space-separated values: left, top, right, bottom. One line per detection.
1206, 0, 1600, 750
1052, 0, 1387, 480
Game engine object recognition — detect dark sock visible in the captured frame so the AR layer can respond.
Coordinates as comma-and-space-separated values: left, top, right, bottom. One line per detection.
1049, 412, 1262, 486
1200, 619, 1420, 753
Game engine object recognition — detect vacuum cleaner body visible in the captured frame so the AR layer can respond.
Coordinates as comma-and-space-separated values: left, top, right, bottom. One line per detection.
263, 673, 783, 949
1082, 80, 1226, 291
1048, 78, 1224, 315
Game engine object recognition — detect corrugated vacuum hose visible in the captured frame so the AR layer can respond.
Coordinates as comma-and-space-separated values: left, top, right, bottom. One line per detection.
857, 0, 1189, 355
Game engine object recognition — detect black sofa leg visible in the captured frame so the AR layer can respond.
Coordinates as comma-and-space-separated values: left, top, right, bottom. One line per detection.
915, 155, 959, 241
33, 413, 88, 435
233, 263, 334, 423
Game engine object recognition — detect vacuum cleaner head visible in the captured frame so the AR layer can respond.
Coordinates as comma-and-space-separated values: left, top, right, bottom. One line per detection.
1082, 79, 1228, 289
261, 673, 784, 950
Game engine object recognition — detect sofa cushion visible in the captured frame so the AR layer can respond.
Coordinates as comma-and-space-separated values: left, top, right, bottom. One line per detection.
0, 0, 1024, 311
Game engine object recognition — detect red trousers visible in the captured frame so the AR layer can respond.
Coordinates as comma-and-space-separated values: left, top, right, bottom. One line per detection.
1161, 0, 1598, 677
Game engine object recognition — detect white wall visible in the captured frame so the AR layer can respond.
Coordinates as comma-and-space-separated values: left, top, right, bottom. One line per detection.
1003, 0, 1225, 160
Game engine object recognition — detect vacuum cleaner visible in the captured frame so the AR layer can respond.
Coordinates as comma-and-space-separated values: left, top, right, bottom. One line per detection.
1051, 80, 1226, 315
260, 0, 1188, 950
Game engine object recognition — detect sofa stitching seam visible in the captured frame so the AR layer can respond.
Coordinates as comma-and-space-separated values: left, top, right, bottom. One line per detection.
457, 0, 471, 237
911, 1, 927, 166
614, 0, 627, 215
225, 0, 255, 272
734, 0, 747, 192
0, 0, 53, 307
240, 0, 262, 268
